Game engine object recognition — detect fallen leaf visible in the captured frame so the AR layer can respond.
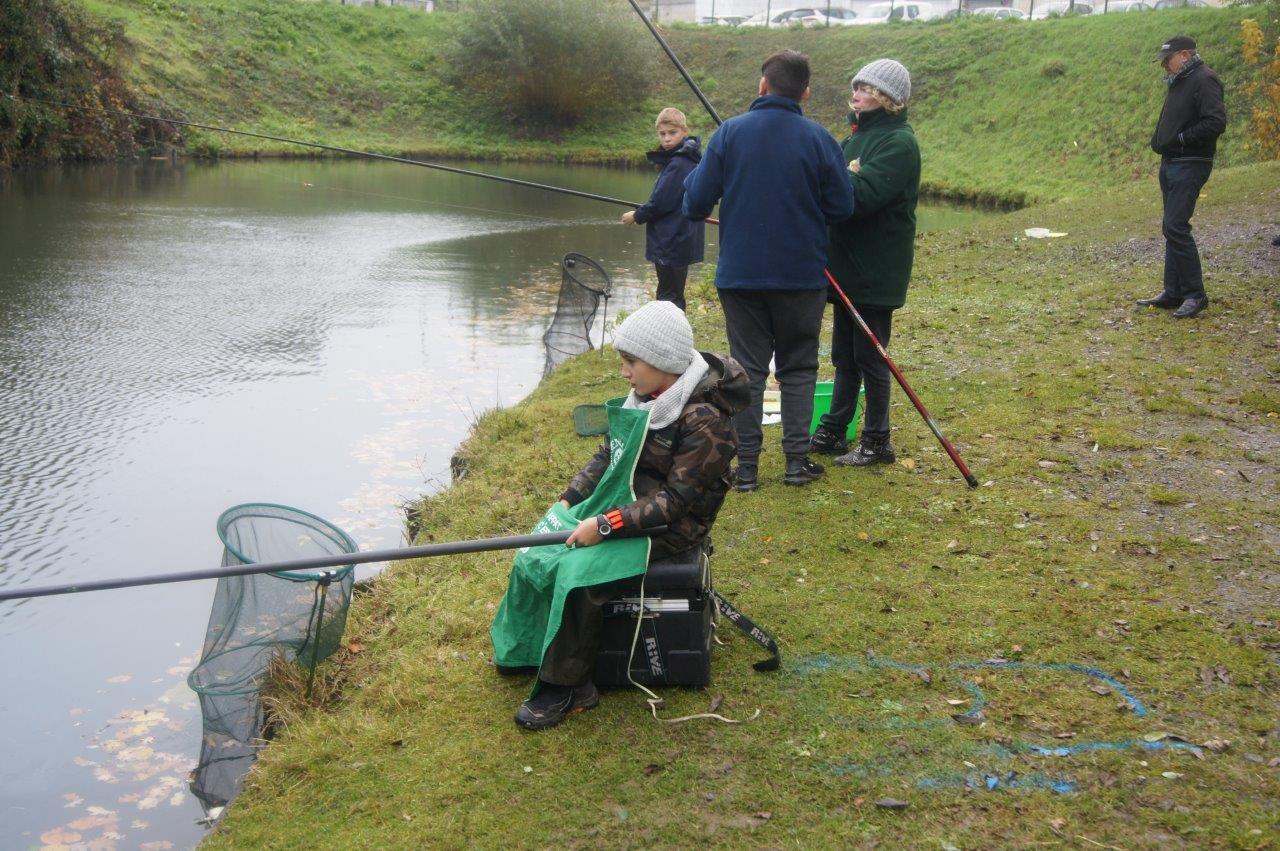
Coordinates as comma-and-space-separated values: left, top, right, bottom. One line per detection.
1161, 771, 1184, 779
753, 811, 773, 821
1049, 817, 1067, 834
346, 642, 366, 654
899, 458, 916, 471
1201, 739, 1231, 752
951, 712, 985, 726
1143, 731, 1171, 742
708, 694, 724, 714
1089, 684, 1112, 696
875, 798, 909, 810
643, 763, 664, 775
1054, 732, 1076, 739
1037, 460, 1057, 468
857, 532, 870, 541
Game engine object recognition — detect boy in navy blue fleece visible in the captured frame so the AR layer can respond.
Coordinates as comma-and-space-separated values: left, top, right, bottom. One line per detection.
622, 108, 705, 310
683, 50, 854, 489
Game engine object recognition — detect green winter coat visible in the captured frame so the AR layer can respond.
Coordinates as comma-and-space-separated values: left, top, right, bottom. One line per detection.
825, 108, 921, 309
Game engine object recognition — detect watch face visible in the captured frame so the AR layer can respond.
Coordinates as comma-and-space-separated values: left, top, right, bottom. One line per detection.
598, 519, 612, 536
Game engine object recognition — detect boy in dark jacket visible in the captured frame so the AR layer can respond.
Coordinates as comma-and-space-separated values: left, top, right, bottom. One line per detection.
683, 50, 854, 491
809, 59, 920, 467
509, 301, 749, 730
1137, 35, 1227, 319
622, 108, 705, 310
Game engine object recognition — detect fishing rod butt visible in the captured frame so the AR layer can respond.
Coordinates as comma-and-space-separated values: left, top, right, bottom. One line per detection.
964, 473, 979, 489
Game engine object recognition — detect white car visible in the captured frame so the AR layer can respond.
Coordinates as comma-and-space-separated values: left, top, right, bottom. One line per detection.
1029, 0, 1093, 16
851, 0, 941, 23
972, 5, 1028, 17
739, 6, 833, 26
804, 6, 861, 24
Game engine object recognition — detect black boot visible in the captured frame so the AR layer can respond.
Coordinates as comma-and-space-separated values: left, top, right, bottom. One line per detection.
783, 454, 824, 486
733, 462, 759, 493
515, 680, 600, 731
1173, 296, 1208, 318
835, 436, 896, 467
809, 425, 849, 455
1136, 293, 1181, 308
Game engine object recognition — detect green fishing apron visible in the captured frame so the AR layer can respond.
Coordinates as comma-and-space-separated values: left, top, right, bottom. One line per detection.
490, 399, 652, 672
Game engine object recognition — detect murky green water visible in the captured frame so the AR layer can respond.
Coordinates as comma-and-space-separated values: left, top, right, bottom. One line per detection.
0, 159, 991, 848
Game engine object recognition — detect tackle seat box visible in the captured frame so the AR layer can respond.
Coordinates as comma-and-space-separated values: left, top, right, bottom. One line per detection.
594, 541, 713, 689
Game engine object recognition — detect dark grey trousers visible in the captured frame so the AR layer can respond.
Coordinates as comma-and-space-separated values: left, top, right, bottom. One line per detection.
718, 287, 828, 461
1159, 160, 1213, 300
821, 303, 894, 442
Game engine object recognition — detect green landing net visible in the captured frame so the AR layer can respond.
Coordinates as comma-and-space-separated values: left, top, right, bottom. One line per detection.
187, 503, 357, 813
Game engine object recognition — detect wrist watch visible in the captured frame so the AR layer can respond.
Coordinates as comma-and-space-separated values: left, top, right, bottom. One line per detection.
596, 509, 624, 538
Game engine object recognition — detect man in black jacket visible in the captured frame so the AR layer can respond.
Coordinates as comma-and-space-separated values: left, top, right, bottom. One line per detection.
1137, 35, 1227, 319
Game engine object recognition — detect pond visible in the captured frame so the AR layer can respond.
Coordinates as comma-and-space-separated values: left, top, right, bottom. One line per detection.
0, 158, 993, 848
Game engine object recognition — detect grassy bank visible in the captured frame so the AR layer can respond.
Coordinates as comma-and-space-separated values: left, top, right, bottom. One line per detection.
204, 161, 1279, 848
77, 0, 1267, 204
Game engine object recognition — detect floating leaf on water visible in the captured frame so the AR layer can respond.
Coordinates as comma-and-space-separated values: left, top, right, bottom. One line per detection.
106, 675, 132, 684
39, 828, 82, 845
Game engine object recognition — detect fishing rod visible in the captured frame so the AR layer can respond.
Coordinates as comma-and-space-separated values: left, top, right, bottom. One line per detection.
0, 526, 663, 603
623, 5, 979, 488
3, 93, 644, 210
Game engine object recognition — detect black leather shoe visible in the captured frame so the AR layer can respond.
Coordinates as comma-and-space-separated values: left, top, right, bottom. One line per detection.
1173, 296, 1208, 318
809, 425, 849, 455
733, 464, 759, 492
783, 455, 824, 486
835, 438, 896, 467
515, 681, 599, 731
1136, 293, 1181, 308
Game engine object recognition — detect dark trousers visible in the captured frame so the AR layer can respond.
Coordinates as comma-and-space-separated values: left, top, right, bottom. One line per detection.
1159, 160, 1213, 300
655, 264, 689, 311
718, 288, 828, 461
821, 303, 894, 442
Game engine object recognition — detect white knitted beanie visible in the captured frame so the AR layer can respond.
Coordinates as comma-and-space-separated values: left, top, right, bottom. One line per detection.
613, 301, 695, 374
853, 59, 911, 106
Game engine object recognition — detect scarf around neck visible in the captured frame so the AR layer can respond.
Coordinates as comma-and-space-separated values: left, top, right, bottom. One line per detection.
622, 353, 710, 430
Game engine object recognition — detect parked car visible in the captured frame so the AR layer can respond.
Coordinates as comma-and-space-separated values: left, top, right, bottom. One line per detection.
803, 6, 861, 24
1030, 0, 1093, 17
1104, 0, 1151, 10
699, 14, 748, 24
1153, 0, 1208, 7
739, 6, 832, 26
972, 5, 1028, 17
851, 0, 941, 23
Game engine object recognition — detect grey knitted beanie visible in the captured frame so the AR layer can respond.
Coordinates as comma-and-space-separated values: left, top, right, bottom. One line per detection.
613, 300, 695, 374
853, 58, 911, 106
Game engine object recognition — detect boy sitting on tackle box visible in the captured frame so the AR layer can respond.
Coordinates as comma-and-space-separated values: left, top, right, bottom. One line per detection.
490, 301, 748, 730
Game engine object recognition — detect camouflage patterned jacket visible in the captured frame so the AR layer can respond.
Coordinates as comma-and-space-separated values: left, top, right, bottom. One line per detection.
561, 352, 749, 558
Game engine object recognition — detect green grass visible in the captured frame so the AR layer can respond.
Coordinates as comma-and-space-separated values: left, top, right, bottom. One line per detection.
79, 0, 1269, 204
206, 163, 1280, 848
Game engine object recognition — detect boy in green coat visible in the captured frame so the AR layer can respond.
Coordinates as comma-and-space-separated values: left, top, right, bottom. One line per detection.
809, 59, 920, 466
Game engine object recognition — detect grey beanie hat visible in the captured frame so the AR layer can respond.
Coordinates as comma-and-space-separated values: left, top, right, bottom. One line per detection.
853, 58, 911, 105
613, 300, 695, 374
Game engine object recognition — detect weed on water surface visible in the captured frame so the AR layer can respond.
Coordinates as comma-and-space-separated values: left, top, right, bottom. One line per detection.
205, 163, 1279, 848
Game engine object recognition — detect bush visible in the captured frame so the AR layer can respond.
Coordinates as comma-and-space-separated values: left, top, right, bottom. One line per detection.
444, 0, 657, 131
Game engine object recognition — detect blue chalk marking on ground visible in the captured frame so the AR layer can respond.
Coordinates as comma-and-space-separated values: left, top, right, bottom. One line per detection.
793, 654, 1193, 794
948, 659, 1147, 717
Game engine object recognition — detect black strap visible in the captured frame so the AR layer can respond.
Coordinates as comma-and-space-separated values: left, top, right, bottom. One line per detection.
712, 590, 781, 672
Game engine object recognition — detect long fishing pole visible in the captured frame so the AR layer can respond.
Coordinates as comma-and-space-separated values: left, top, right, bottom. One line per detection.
3, 93, 643, 210
0, 526, 663, 603
622, 5, 979, 488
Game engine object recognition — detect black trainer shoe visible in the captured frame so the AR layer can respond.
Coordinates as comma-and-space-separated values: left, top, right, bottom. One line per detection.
1173, 296, 1208, 318
515, 681, 600, 731
783, 455, 824, 486
809, 425, 849, 455
835, 437, 896, 467
1136, 293, 1181, 308
733, 464, 759, 493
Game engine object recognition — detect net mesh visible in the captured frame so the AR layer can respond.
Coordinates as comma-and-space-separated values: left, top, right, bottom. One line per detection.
186, 504, 357, 813
542, 252, 611, 377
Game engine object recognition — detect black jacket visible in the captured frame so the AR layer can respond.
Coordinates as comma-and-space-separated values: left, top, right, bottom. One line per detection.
1150, 58, 1227, 161
633, 136, 705, 267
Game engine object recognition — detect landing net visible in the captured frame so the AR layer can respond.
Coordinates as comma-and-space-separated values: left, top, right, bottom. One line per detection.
542, 252, 611, 377
186, 503, 357, 814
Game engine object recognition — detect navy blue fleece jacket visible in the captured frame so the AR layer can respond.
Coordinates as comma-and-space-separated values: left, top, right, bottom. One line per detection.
682, 95, 854, 290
